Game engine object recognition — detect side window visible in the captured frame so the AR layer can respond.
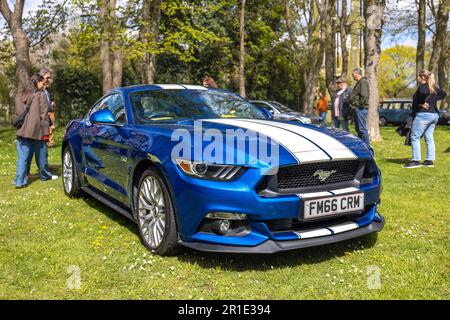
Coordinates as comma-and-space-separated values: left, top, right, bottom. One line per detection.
87, 94, 127, 124
108, 94, 126, 123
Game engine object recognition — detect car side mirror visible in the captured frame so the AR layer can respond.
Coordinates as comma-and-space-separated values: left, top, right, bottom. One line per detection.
90, 109, 116, 124
260, 108, 273, 119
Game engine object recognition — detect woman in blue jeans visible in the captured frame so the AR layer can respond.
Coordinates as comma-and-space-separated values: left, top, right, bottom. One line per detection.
404, 70, 447, 168
14, 74, 57, 188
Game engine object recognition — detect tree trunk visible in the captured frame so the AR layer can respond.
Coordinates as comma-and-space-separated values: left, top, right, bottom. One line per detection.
110, 0, 121, 88
339, 0, 349, 78
0, 0, 30, 93
325, 0, 337, 100
100, 39, 112, 94
416, 0, 426, 77
99, 0, 113, 93
364, 0, 385, 143
11, 29, 30, 93
349, 0, 363, 71
112, 40, 123, 88
301, 51, 322, 114
438, 31, 450, 109
142, 0, 161, 84
428, 0, 449, 76
238, 0, 246, 98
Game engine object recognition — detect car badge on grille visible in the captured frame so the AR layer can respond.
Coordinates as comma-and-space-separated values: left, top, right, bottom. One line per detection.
313, 170, 337, 182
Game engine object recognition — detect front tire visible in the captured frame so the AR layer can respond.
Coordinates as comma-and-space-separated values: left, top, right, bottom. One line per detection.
62, 146, 83, 198
136, 167, 180, 256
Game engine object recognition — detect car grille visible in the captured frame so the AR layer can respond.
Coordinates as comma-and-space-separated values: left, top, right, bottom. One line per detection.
276, 160, 360, 190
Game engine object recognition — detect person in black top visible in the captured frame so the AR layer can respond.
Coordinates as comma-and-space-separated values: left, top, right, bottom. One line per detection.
404, 70, 447, 168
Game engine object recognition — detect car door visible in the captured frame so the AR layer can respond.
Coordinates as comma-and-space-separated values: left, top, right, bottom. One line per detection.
81, 93, 132, 206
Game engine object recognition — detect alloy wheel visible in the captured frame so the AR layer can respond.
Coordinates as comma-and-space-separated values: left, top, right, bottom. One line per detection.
138, 176, 166, 248
63, 150, 73, 193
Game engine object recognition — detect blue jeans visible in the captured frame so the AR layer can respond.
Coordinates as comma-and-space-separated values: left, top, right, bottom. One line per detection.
15, 138, 53, 187
332, 116, 349, 132
320, 112, 327, 122
411, 112, 439, 161
354, 108, 369, 144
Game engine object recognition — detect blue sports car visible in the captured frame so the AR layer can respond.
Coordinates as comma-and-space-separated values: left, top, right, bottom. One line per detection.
62, 84, 384, 255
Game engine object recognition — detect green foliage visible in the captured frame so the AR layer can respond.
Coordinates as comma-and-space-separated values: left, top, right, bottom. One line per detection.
50, 36, 102, 121
378, 45, 418, 98
52, 67, 102, 121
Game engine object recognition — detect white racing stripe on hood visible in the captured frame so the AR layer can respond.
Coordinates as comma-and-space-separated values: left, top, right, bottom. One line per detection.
240, 119, 357, 160
155, 84, 185, 90
204, 119, 330, 163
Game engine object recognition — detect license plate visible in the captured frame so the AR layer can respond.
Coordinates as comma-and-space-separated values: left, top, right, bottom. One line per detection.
303, 193, 364, 220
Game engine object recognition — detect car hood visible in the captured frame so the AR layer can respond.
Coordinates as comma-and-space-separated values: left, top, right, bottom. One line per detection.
140, 118, 373, 167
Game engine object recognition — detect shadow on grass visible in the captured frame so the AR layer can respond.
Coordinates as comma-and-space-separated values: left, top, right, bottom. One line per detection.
83, 195, 137, 235
26, 164, 63, 186
177, 233, 379, 271
445, 147, 450, 153
384, 158, 410, 164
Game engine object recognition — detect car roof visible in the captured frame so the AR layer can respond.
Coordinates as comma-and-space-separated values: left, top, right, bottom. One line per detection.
112, 84, 209, 95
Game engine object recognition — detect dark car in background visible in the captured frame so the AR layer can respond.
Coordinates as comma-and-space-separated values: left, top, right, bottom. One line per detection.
438, 108, 450, 125
378, 99, 449, 126
378, 99, 413, 126
251, 100, 324, 125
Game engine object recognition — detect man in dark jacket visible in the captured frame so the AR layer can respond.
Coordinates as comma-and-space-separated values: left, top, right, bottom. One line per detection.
332, 77, 352, 132
349, 68, 370, 144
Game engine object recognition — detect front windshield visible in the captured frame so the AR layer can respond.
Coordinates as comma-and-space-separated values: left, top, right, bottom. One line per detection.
130, 89, 267, 123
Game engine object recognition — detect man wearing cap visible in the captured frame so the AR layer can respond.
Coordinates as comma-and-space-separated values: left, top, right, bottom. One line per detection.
332, 77, 352, 132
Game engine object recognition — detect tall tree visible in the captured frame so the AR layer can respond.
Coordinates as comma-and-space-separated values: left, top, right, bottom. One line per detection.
141, 0, 161, 84
0, 0, 30, 92
99, 0, 113, 93
378, 45, 416, 98
239, 0, 246, 97
438, 31, 449, 108
97, 0, 133, 93
416, 0, 426, 77
364, 0, 385, 142
325, 0, 337, 99
338, 0, 350, 78
428, 0, 449, 79
285, 0, 328, 113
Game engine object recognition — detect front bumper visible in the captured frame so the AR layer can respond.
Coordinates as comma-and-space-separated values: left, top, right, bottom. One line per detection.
180, 215, 384, 254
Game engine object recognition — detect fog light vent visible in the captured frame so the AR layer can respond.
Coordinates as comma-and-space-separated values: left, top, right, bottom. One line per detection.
206, 212, 247, 220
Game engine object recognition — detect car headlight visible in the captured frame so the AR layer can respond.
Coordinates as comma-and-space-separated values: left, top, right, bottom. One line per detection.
175, 159, 245, 181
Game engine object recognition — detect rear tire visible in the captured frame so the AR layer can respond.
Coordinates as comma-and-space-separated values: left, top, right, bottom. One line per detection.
136, 167, 180, 256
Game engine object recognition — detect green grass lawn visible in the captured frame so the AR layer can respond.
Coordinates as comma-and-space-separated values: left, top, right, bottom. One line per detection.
0, 125, 449, 300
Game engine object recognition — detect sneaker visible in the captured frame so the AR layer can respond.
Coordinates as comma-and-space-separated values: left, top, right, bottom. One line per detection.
422, 160, 434, 167
404, 161, 422, 168
51, 175, 59, 180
